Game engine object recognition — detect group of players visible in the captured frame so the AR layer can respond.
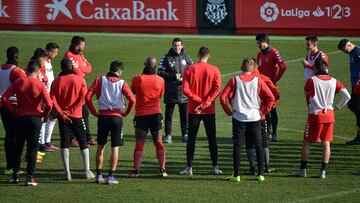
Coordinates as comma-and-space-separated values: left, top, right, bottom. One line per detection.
0, 34, 359, 186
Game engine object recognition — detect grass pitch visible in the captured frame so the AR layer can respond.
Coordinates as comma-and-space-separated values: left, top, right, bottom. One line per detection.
0, 31, 359, 202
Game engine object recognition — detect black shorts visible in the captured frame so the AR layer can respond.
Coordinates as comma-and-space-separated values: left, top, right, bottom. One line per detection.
58, 117, 88, 150
133, 113, 163, 133
97, 115, 123, 147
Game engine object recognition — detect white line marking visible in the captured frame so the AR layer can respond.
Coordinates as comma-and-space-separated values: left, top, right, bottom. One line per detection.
221, 50, 341, 77
294, 188, 360, 202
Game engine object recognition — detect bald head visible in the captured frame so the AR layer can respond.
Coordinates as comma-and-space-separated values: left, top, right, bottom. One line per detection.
61, 58, 73, 71
144, 56, 157, 69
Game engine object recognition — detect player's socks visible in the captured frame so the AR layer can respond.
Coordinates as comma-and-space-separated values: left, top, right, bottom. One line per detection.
264, 148, 270, 167
108, 170, 114, 177
134, 142, 144, 169
81, 148, 91, 171
321, 162, 328, 171
300, 160, 307, 169
60, 148, 70, 178
246, 148, 256, 169
96, 169, 102, 176
155, 140, 166, 169
45, 120, 56, 143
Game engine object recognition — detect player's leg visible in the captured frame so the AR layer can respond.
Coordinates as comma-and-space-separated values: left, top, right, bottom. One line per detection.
179, 103, 189, 142
164, 103, 175, 143
180, 114, 200, 175
227, 118, 245, 182
203, 114, 221, 174
150, 114, 167, 177
45, 112, 58, 150
58, 118, 72, 181
83, 104, 96, 145
262, 120, 273, 172
245, 131, 256, 175
95, 115, 109, 183
249, 121, 264, 180
1, 108, 17, 174
270, 108, 278, 141
319, 123, 334, 179
24, 116, 42, 186
107, 116, 123, 184
71, 117, 94, 179
10, 116, 26, 183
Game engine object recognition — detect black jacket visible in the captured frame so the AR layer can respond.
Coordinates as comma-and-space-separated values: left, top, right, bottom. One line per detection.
158, 48, 193, 103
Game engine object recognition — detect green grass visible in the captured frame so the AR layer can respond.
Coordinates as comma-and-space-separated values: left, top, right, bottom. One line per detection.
0, 31, 360, 203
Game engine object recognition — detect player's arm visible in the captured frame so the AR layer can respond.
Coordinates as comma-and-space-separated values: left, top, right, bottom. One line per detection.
40, 85, 53, 117
68, 81, 86, 114
2, 83, 17, 115
258, 79, 275, 115
274, 50, 287, 82
264, 77, 280, 107
10, 67, 26, 82
182, 68, 202, 103
158, 55, 177, 80
121, 82, 136, 117
200, 69, 221, 110
220, 77, 235, 116
79, 54, 92, 74
334, 80, 351, 110
85, 77, 100, 117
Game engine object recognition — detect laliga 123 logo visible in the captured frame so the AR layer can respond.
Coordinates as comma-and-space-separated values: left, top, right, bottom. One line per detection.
260, 2, 279, 22
45, 0, 73, 20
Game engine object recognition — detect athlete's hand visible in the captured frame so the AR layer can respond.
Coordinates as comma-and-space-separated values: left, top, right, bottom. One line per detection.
194, 105, 203, 114
301, 59, 309, 66
204, 101, 211, 108
176, 73, 181, 80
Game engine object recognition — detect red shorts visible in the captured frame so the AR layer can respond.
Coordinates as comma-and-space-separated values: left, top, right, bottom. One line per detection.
304, 122, 334, 143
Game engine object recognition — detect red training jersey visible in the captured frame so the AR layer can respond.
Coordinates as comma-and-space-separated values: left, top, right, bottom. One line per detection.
257, 47, 287, 85
2, 77, 52, 117
182, 61, 221, 114
86, 75, 135, 117
50, 73, 87, 118
63, 51, 92, 78
131, 73, 164, 116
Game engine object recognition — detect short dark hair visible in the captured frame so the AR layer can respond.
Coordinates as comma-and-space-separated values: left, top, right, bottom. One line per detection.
172, 38, 183, 45
27, 60, 40, 74
71, 36, 85, 46
314, 57, 328, 75
256, 33, 269, 43
61, 58, 73, 71
6, 46, 19, 59
32, 48, 49, 60
241, 58, 255, 72
198, 47, 210, 59
338, 39, 349, 50
305, 36, 318, 43
144, 56, 157, 69
110, 60, 124, 72
45, 42, 60, 51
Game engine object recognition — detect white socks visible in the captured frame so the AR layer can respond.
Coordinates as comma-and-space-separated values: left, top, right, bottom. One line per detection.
45, 119, 56, 143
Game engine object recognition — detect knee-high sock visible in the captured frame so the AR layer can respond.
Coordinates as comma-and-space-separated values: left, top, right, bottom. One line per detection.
134, 141, 144, 170
61, 148, 70, 173
264, 147, 270, 167
246, 148, 256, 168
80, 148, 90, 171
154, 140, 166, 169
39, 123, 46, 144
45, 120, 56, 143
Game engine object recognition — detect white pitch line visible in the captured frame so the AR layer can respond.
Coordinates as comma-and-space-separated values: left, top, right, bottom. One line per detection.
294, 188, 360, 203
221, 50, 341, 77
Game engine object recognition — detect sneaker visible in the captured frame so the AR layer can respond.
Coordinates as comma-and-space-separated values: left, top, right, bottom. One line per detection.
319, 170, 326, 179
65, 171, 72, 181
25, 178, 38, 186
265, 166, 276, 173
4, 168, 13, 175
258, 175, 265, 182
128, 169, 139, 178
36, 156, 43, 163
182, 135, 188, 143
70, 138, 79, 147
96, 174, 105, 184
39, 144, 55, 152
85, 170, 95, 179
88, 138, 97, 146
37, 151, 46, 157
180, 167, 193, 175
46, 142, 59, 150
293, 169, 307, 177
352, 170, 360, 175
9, 174, 19, 184
160, 168, 168, 177
163, 135, 172, 144
211, 166, 223, 175
107, 176, 119, 184
226, 175, 240, 182
271, 133, 278, 142
346, 138, 360, 145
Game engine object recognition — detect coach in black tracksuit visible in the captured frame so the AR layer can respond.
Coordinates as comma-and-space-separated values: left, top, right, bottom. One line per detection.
158, 38, 193, 143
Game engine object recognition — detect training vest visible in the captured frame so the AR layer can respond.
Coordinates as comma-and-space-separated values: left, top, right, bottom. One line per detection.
308, 76, 336, 115
0, 65, 16, 101
304, 51, 324, 80
44, 60, 54, 91
98, 75, 125, 110
232, 76, 261, 122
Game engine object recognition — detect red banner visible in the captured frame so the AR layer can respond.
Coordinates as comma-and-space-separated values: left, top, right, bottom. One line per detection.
236, 0, 360, 35
0, 0, 196, 33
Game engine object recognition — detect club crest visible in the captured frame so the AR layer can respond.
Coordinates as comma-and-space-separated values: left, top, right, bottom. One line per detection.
204, 0, 228, 25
